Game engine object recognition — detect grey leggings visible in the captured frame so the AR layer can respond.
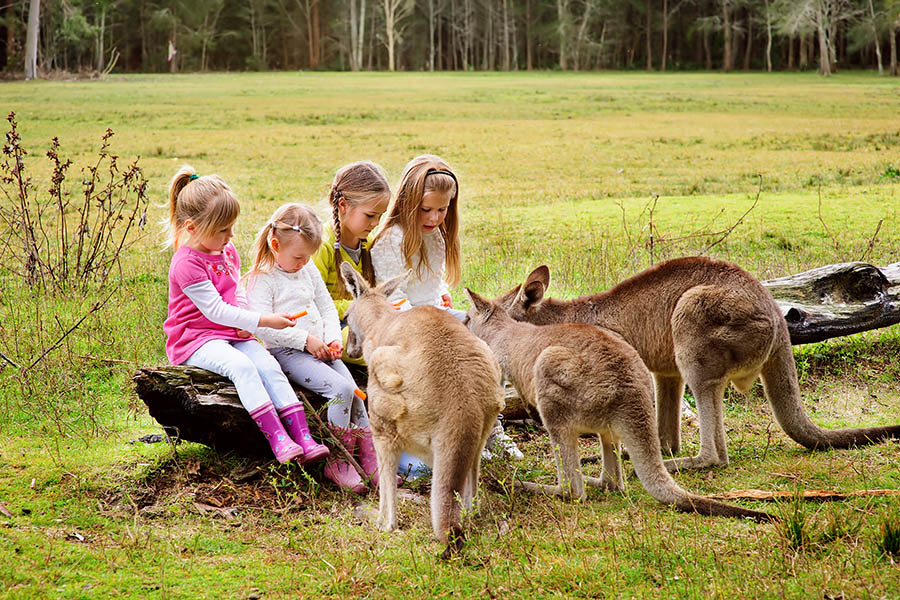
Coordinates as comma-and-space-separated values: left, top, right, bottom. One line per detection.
269, 347, 370, 430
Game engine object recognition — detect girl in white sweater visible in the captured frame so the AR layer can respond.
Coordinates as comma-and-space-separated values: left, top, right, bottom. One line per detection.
245, 203, 379, 493
370, 154, 465, 319
371, 155, 523, 461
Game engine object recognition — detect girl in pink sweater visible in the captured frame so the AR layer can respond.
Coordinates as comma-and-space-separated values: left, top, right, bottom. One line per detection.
162, 165, 329, 465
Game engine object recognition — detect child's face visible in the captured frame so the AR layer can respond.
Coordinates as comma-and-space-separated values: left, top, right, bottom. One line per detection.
190, 220, 235, 254
339, 194, 389, 243
418, 189, 452, 233
272, 235, 318, 274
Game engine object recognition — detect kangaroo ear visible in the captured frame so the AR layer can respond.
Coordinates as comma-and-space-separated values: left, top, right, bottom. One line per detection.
525, 265, 550, 289
377, 269, 410, 299
340, 262, 368, 299
495, 284, 522, 310
464, 288, 493, 314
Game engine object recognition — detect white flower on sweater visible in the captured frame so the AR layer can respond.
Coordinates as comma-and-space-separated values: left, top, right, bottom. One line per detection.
370, 225, 450, 308
244, 262, 342, 351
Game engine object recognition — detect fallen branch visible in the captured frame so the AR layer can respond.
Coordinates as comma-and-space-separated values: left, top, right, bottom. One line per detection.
707, 488, 900, 502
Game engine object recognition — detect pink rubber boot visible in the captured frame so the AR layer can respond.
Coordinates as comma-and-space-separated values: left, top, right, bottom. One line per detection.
249, 404, 304, 464
324, 427, 366, 494
277, 404, 330, 465
356, 427, 402, 487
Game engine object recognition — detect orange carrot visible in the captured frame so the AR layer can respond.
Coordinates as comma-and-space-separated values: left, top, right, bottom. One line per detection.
354, 389, 367, 401
288, 310, 308, 319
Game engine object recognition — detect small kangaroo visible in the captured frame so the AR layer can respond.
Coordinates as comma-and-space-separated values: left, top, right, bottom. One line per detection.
463, 288, 773, 521
499, 258, 900, 470
340, 263, 504, 558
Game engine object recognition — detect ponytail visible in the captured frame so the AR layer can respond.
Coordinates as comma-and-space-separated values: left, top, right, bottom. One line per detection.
251, 221, 278, 274
166, 165, 197, 249
165, 165, 239, 250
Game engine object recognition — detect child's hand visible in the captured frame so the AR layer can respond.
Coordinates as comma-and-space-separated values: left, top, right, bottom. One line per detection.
327, 340, 343, 360
259, 313, 297, 330
441, 294, 453, 308
306, 335, 332, 361
235, 329, 252, 339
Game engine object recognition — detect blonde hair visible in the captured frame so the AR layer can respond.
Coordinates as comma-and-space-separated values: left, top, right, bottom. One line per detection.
251, 203, 323, 274
165, 165, 240, 249
328, 161, 391, 298
374, 154, 460, 287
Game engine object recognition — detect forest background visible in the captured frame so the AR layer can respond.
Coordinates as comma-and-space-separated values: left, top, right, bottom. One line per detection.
8, 0, 900, 79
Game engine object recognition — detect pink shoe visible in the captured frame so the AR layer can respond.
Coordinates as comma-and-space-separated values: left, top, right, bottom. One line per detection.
356, 427, 402, 488
249, 404, 304, 464
324, 427, 366, 494
277, 404, 330, 465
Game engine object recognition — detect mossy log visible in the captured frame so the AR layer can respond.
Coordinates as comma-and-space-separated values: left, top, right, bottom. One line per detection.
133, 365, 348, 457
135, 261, 900, 455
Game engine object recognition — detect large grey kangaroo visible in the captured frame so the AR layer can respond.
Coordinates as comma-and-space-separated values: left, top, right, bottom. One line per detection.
499, 257, 900, 470
340, 263, 504, 558
464, 288, 773, 521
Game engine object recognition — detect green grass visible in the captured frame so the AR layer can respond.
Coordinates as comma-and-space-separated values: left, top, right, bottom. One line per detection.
3, 71, 900, 598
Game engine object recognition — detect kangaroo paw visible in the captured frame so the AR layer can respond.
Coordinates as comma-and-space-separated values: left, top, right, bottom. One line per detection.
663, 452, 727, 472
584, 475, 623, 492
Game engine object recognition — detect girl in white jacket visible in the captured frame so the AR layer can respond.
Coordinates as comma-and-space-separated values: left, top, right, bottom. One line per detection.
371, 155, 523, 461
246, 203, 379, 493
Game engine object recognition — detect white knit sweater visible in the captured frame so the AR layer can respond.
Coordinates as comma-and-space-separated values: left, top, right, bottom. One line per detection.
244, 262, 342, 351
371, 225, 450, 308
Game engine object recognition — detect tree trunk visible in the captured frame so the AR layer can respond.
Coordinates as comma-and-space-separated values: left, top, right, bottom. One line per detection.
764, 0, 772, 72
526, 0, 532, 70
557, 0, 569, 70
661, 0, 668, 72
722, 0, 733, 71
816, 9, 831, 76
350, 0, 360, 71
742, 7, 752, 70
703, 27, 711, 70
428, 0, 436, 71
24, 0, 40, 79
645, 0, 652, 70
890, 23, 898, 76
502, 0, 510, 71
96, 5, 106, 73
868, 0, 883, 75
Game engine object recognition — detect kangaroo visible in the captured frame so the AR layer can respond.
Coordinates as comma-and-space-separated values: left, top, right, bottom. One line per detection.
463, 287, 773, 521
498, 258, 900, 470
340, 263, 504, 558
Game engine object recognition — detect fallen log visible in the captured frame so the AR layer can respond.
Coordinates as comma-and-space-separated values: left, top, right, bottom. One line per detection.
133, 365, 362, 458
761, 261, 900, 345
135, 261, 900, 455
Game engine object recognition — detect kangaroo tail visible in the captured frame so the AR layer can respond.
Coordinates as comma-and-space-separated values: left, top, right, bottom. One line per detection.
761, 324, 900, 449
620, 419, 775, 522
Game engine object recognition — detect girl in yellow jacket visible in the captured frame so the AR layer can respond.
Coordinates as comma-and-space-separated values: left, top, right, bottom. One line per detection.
312, 161, 430, 478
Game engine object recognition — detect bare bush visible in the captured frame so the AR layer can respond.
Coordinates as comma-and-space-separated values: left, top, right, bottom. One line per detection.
0, 111, 149, 293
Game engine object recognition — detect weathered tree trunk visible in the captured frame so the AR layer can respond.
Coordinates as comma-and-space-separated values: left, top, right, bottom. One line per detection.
761, 262, 900, 345
24, 0, 40, 79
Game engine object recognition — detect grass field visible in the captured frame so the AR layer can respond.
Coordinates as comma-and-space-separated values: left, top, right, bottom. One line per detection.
3, 71, 900, 599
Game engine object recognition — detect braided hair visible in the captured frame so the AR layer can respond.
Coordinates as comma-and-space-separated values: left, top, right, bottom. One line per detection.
329, 161, 390, 298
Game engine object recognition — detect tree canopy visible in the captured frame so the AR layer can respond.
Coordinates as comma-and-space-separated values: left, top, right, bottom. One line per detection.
6, 0, 900, 76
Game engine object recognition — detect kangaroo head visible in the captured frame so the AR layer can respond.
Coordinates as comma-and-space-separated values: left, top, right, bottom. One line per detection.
505, 265, 551, 321
339, 262, 410, 358
463, 288, 499, 337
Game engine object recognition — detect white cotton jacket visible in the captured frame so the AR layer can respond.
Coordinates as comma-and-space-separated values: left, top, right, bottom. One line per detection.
370, 225, 450, 309
244, 262, 342, 351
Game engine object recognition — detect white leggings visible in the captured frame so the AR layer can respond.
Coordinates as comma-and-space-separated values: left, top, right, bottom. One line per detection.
185, 339, 299, 413
270, 347, 370, 430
